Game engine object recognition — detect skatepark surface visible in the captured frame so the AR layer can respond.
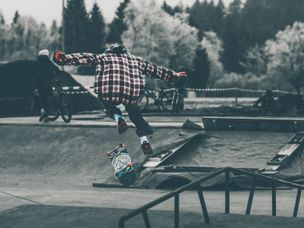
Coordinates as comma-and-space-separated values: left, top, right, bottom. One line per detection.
0, 116, 204, 188
2, 204, 304, 228
0, 115, 304, 227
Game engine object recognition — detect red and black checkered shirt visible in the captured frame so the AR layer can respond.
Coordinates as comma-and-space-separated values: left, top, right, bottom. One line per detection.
60, 52, 177, 104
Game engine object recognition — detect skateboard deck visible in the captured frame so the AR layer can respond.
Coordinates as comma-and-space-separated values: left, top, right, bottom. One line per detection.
107, 144, 136, 186
105, 139, 190, 186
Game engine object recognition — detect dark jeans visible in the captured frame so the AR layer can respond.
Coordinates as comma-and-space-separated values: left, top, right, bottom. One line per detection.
38, 85, 53, 113
101, 99, 153, 137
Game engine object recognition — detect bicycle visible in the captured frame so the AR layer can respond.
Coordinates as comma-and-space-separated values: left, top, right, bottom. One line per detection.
46, 79, 72, 123
138, 79, 186, 113
138, 89, 165, 111
161, 85, 185, 113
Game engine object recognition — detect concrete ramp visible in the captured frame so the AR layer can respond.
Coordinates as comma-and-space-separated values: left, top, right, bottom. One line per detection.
2, 121, 303, 189
277, 149, 304, 183
0, 124, 202, 188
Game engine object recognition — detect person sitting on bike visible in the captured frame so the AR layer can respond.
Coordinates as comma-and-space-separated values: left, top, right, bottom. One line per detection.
52, 45, 187, 154
253, 89, 276, 114
33, 49, 61, 122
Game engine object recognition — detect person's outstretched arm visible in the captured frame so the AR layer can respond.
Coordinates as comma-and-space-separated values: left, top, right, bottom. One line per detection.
142, 59, 187, 81
53, 51, 102, 66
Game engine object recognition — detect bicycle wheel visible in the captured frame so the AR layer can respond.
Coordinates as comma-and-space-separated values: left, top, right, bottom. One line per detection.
48, 112, 60, 121
61, 111, 71, 123
59, 95, 72, 123
138, 94, 149, 111
47, 96, 60, 121
160, 90, 174, 111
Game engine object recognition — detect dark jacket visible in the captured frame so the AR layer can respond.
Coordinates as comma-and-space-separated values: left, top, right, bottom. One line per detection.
33, 55, 60, 90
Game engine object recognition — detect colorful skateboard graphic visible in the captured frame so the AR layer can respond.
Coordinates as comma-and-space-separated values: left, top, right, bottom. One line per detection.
107, 144, 136, 186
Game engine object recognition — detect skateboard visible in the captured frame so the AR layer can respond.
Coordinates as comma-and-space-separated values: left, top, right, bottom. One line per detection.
107, 144, 136, 186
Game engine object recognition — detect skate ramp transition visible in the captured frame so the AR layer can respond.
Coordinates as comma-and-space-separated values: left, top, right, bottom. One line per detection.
133, 131, 304, 189
1, 123, 304, 190
0, 123, 204, 189
127, 130, 304, 189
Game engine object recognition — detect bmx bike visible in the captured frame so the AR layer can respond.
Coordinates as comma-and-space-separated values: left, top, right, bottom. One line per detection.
47, 80, 72, 123
138, 81, 185, 113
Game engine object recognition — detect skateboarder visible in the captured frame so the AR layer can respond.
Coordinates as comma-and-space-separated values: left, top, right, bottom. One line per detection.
33, 49, 61, 122
52, 45, 187, 154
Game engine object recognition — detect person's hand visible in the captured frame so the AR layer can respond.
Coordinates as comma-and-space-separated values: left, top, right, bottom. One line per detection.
52, 51, 65, 65
173, 71, 187, 88
176, 71, 187, 77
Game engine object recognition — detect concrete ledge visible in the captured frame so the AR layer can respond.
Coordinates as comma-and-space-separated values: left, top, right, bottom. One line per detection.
202, 116, 304, 132
0, 115, 204, 129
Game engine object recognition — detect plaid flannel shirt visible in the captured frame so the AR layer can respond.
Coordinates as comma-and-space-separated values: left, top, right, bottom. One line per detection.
60, 52, 177, 104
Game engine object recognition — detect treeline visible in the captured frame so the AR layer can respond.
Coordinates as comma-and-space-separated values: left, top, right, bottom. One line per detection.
1, 0, 304, 91
0, 10, 60, 61
0, 1, 108, 61
187, 0, 304, 73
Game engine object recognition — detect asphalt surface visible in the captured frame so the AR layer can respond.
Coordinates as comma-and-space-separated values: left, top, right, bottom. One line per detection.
0, 115, 304, 227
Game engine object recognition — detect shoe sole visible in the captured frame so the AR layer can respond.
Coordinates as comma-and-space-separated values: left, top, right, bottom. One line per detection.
119, 125, 128, 135
143, 147, 153, 155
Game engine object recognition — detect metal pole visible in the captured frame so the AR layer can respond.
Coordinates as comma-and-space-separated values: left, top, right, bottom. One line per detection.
62, 0, 65, 52
118, 219, 125, 228
272, 185, 276, 216
235, 88, 238, 106
142, 210, 151, 228
246, 177, 255, 215
197, 189, 210, 224
174, 194, 179, 228
293, 188, 302, 217
225, 170, 230, 214
61, 0, 65, 71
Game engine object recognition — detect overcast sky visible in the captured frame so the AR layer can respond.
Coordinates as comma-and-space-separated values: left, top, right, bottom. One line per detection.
0, 0, 237, 26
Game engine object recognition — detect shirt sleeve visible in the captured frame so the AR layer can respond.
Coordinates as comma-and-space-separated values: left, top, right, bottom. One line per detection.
60, 53, 103, 66
142, 59, 177, 82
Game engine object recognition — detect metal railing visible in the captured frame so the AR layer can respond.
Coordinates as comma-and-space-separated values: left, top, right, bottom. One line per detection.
187, 88, 300, 98
118, 167, 304, 228
57, 86, 300, 98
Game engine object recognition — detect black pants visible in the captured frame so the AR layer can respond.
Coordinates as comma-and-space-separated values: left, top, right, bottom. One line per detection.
101, 99, 153, 137
38, 85, 53, 113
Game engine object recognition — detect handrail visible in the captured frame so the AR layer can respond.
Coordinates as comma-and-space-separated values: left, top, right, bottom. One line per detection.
118, 167, 304, 228
229, 168, 304, 189
119, 168, 225, 222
